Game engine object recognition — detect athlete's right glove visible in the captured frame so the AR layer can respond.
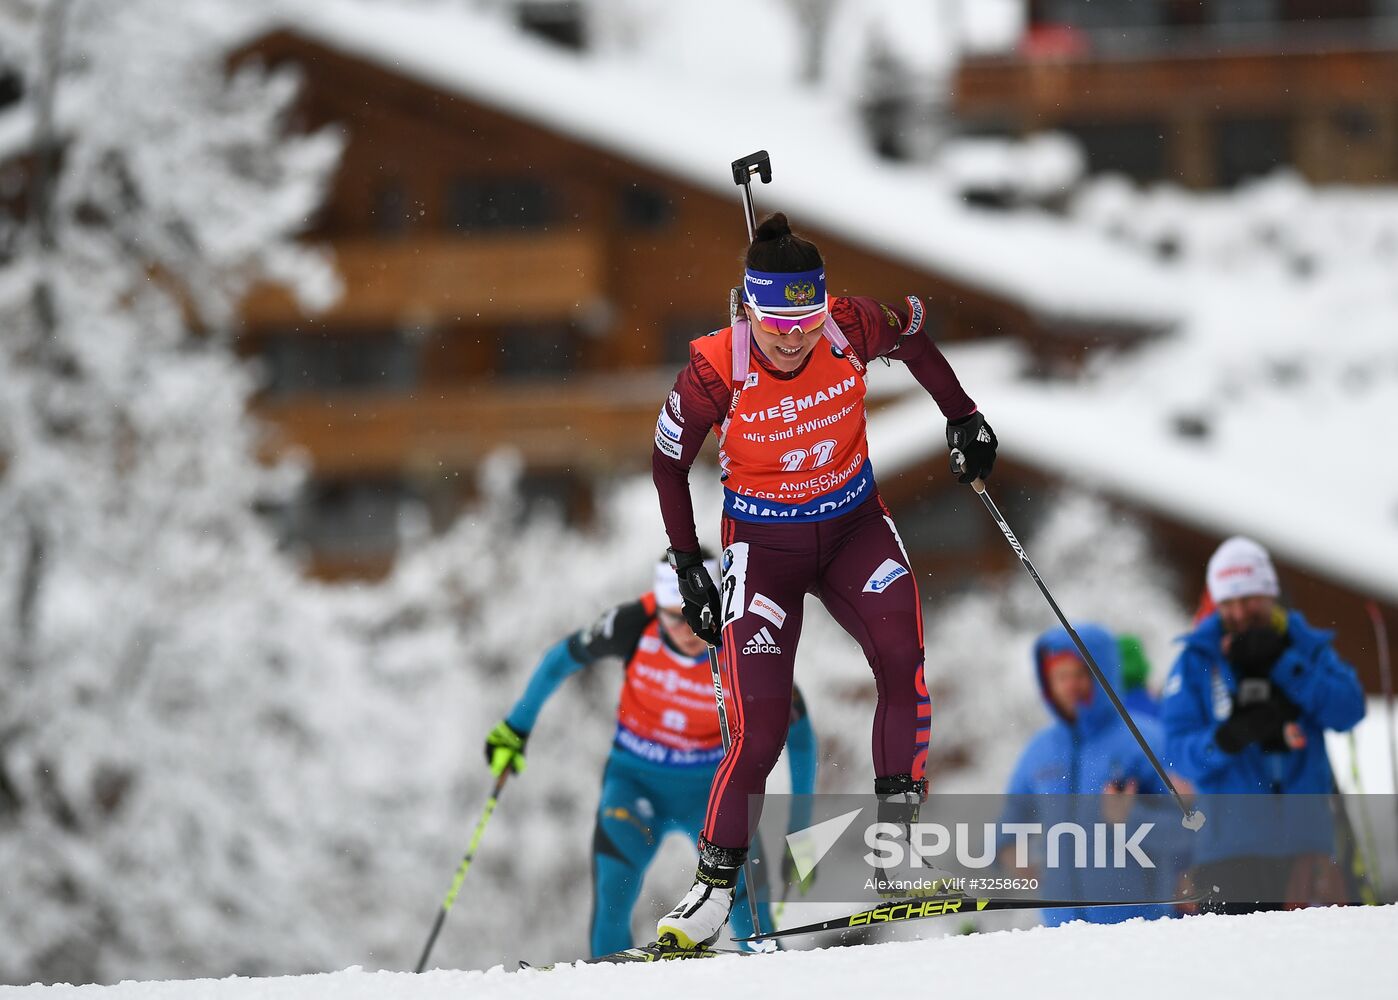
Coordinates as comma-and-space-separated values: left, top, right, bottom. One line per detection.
484, 720, 529, 777
669, 547, 723, 646
946, 411, 997, 485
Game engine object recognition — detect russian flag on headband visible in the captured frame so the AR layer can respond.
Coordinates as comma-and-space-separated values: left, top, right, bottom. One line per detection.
743, 267, 825, 315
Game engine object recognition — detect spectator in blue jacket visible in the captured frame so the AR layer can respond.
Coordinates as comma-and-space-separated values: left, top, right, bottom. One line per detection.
1161, 536, 1365, 912
1001, 623, 1190, 927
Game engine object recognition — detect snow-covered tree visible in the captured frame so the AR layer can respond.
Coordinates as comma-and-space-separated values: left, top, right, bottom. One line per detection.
0, 0, 360, 983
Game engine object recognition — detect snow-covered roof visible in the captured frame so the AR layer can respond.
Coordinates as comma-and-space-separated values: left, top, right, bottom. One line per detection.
263, 0, 1180, 329
869, 175, 1398, 604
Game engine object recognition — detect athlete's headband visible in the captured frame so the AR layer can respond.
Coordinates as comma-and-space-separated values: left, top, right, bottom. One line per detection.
743, 267, 827, 317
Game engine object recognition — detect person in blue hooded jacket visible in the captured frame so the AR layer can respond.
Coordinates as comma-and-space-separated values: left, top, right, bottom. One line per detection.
1000, 623, 1191, 927
1161, 536, 1365, 912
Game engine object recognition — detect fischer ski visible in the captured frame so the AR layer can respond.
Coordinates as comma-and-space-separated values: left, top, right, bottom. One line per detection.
732, 890, 1205, 943
520, 936, 757, 971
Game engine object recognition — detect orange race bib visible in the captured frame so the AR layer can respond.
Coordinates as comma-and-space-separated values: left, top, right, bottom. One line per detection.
694, 315, 873, 523
614, 618, 726, 767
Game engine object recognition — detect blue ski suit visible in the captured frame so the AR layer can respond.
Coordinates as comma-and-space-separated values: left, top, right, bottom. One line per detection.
506, 594, 817, 956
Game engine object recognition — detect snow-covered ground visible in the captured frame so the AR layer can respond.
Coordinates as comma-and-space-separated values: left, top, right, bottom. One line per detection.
5, 0, 1397, 988
14, 905, 1398, 998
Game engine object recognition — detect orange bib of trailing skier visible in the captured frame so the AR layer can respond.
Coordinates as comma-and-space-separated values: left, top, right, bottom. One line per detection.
614, 618, 726, 767
696, 315, 872, 523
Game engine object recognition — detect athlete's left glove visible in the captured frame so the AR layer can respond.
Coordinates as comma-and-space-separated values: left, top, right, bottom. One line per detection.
946, 411, 997, 485
484, 720, 529, 777
669, 547, 723, 646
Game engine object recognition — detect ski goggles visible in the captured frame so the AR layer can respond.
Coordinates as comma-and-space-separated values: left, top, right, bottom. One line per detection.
743, 267, 828, 335
747, 302, 829, 336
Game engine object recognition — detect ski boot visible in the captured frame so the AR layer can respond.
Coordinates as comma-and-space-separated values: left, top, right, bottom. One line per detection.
657, 838, 743, 949
871, 774, 941, 898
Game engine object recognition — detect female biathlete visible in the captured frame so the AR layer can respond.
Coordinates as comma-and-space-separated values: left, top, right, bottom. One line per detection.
651, 213, 997, 947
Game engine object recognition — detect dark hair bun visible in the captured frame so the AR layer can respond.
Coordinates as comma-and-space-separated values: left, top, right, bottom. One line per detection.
744, 212, 822, 271
753, 212, 791, 242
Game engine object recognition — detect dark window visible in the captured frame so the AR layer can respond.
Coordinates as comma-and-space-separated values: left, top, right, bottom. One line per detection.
1332, 105, 1378, 141
1208, 0, 1280, 26
516, 1, 587, 50
1280, 0, 1369, 21
1033, 0, 1166, 29
889, 487, 989, 566
1163, 0, 1209, 28
662, 314, 724, 368
1214, 115, 1292, 187
1034, 1, 1377, 36
446, 176, 557, 232
618, 183, 673, 229
371, 178, 412, 236
1059, 120, 1169, 182
515, 469, 585, 523
259, 330, 420, 396
0, 67, 20, 111
292, 477, 421, 558
496, 323, 579, 378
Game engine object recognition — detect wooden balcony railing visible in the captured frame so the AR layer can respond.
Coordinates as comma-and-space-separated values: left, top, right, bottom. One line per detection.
955, 47, 1398, 119
254, 372, 679, 477
242, 232, 606, 328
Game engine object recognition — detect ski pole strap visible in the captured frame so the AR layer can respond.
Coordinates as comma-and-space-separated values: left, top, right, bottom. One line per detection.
731, 318, 751, 387
819, 314, 851, 353
729, 313, 852, 389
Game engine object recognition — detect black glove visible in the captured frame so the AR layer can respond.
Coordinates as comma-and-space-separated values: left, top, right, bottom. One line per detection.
1215, 698, 1299, 755
1227, 625, 1289, 680
669, 547, 722, 646
946, 411, 997, 485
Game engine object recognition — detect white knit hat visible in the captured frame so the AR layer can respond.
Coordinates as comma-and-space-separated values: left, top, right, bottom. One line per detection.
654, 556, 719, 610
1206, 536, 1280, 603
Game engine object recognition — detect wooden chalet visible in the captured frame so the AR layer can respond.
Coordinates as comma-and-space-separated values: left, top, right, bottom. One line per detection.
237, 24, 1152, 576
954, 1, 1398, 188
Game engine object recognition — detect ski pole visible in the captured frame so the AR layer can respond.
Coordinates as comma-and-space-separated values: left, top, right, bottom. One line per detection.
1365, 600, 1398, 871
772, 876, 795, 928
1334, 754, 1382, 903
414, 769, 510, 972
1365, 602, 1397, 801
705, 641, 769, 940
954, 462, 1204, 831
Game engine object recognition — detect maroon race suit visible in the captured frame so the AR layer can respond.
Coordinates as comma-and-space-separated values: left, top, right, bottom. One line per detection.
652, 293, 976, 847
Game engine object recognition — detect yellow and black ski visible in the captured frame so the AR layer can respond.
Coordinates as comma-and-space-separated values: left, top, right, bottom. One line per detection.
520, 936, 756, 971
732, 889, 1206, 943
